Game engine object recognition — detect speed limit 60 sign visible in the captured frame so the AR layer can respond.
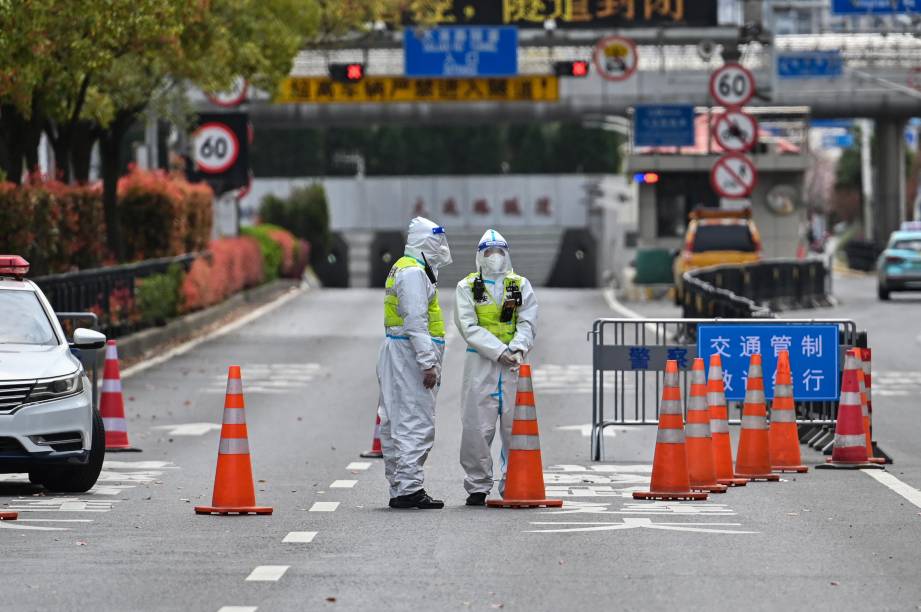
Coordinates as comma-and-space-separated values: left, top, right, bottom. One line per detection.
186, 113, 249, 195
710, 63, 755, 108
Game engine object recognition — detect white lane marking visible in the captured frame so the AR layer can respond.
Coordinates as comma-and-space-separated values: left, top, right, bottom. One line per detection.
218, 607, 258, 612
309, 502, 339, 512
330, 480, 357, 489
282, 531, 317, 543
603, 288, 659, 335
863, 470, 921, 509
556, 424, 617, 438
153, 423, 221, 436
347, 462, 372, 471
103, 461, 178, 470
0, 522, 69, 531
7, 498, 119, 512
245, 566, 289, 582
527, 518, 757, 534
121, 287, 305, 379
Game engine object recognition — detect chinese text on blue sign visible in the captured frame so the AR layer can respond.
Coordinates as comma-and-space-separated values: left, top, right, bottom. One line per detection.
831, 0, 918, 14
404, 27, 518, 77
633, 105, 695, 147
777, 51, 844, 79
697, 324, 839, 401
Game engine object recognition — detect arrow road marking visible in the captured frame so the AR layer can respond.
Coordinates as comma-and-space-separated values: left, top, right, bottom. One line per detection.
527, 518, 757, 534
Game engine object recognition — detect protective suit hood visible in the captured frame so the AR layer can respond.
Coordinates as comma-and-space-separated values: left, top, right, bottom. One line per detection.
476, 229, 512, 278
405, 216, 452, 273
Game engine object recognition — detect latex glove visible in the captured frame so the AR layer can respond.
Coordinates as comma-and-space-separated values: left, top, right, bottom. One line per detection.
498, 350, 518, 368
422, 367, 438, 389
510, 350, 525, 365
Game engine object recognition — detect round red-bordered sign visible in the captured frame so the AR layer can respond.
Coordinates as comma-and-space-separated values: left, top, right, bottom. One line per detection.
711, 153, 757, 199
592, 35, 638, 82
712, 110, 759, 152
206, 77, 249, 108
192, 122, 239, 174
709, 63, 755, 108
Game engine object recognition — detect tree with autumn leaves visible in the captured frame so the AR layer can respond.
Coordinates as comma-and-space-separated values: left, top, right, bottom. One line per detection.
0, 0, 430, 257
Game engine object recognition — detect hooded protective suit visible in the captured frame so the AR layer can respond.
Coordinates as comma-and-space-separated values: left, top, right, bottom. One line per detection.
377, 217, 452, 498
454, 229, 537, 496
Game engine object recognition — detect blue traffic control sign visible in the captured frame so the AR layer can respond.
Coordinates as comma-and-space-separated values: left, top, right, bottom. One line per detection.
697, 324, 840, 402
404, 26, 518, 77
633, 105, 695, 147
831, 0, 918, 14
777, 51, 843, 79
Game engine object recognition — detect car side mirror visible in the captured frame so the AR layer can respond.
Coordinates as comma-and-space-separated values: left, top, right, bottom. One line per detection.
72, 328, 106, 350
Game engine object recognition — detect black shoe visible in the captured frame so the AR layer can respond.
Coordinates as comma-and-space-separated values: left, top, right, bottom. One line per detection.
389, 488, 444, 509
465, 492, 487, 506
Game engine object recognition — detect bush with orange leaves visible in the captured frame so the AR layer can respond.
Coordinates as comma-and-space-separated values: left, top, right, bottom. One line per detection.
117, 167, 213, 261
179, 236, 264, 313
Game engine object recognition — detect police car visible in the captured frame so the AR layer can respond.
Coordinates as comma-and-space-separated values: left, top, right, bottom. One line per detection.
0, 255, 107, 491
878, 221, 921, 300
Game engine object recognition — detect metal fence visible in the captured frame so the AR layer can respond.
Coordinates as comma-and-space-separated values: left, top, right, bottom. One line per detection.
588, 317, 861, 462
682, 258, 831, 319
34, 253, 200, 337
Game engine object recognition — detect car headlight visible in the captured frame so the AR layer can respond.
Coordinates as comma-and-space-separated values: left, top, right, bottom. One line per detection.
29, 372, 84, 403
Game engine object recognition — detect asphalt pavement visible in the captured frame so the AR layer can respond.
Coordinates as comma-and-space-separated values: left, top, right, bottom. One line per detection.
2, 274, 920, 611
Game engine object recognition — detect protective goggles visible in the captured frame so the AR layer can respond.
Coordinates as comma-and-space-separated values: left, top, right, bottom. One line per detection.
478, 239, 508, 251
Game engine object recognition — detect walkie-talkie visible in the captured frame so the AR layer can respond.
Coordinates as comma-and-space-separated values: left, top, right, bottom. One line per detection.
421, 252, 437, 285
500, 280, 522, 323
472, 267, 485, 302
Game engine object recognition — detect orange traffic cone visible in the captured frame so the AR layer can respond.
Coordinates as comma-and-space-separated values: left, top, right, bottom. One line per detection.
735, 354, 780, 482
770, 351, 808, 473
100, 340, 141, 452
707, 355, 747, 487
686, 358, 727, 493
817, 350, 884, 471
858, 349, 886, 464
634, 360, 708, 501
0, 511, 16, 520
195, 366, 273, 515
487, 364, 562, 509
360, 411, 384, 459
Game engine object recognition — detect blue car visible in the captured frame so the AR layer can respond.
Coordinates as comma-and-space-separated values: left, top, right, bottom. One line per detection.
878, 225, 921, 300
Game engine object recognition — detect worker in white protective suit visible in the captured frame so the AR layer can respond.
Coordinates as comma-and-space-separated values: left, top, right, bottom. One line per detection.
454, 229, 538, 506
377, 217, 452, 509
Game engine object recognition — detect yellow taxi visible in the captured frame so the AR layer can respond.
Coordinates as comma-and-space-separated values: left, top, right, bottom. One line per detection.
673, 208, 762, 302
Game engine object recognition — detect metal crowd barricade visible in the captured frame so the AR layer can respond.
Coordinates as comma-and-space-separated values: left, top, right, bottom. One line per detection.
588, 317, 859, 461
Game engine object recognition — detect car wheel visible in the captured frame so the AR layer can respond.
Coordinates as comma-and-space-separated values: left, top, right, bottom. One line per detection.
38, 411, 105, 493
878, 285, 891, 301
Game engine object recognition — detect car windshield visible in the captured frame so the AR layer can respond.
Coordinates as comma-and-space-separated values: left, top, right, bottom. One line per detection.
692, 224, 756, 252
0, 289, 58, 346
892, 239, 921, 253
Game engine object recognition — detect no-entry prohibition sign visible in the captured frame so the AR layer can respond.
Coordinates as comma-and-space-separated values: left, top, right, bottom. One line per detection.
711, 153, 757, 199
712, 110, 759, 152
592, 35, 638, 82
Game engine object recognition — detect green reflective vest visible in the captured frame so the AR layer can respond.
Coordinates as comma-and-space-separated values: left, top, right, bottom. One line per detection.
384, 256, 446, 337
464, 272, 524, 345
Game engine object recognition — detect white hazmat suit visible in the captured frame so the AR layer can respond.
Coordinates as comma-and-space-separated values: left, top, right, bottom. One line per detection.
377, 217, 452, 501
454, 229, 538, 497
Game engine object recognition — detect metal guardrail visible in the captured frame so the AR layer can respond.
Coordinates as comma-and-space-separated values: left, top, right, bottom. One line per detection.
588, 317, 860, 462
682, 258, 831, 319
35, 253, 200, 337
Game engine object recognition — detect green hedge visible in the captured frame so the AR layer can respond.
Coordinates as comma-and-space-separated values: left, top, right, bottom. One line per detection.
136, 263, 184, 324
241, 225, 283, 282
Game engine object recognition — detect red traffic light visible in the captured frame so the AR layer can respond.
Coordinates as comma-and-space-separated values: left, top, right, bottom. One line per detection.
553, 61, 590, 78
329, 63, 365, 82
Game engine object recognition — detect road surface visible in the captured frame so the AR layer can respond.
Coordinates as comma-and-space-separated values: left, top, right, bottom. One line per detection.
2, 274, 920, 611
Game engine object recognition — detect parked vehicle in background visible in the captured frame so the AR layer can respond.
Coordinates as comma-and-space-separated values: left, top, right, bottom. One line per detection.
673, 208, 762, 304
877, 222, 921, 300
0, 255, 107, 492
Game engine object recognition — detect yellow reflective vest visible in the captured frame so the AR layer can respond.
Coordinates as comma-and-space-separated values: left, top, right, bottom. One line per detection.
384, 256, 446, 337
464, 272, 524, 345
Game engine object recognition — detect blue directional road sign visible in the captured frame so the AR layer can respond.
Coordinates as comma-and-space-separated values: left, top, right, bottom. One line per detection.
404, 26, 518, 78
633, 105, 695, 147
831, 0, 919, 14
697, 324, 840, 402
777, 51, 844, 79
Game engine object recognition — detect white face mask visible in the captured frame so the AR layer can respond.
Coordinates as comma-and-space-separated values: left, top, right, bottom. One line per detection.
483, 253, 505, 274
